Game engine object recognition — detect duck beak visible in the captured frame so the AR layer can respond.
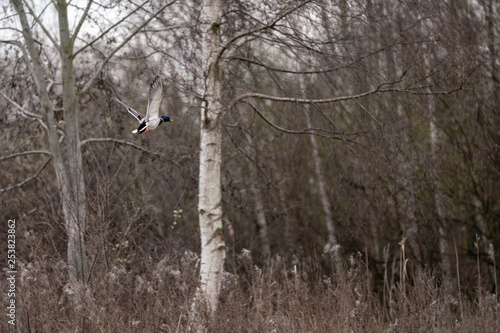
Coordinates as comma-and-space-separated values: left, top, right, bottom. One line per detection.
170, 119, 173, 122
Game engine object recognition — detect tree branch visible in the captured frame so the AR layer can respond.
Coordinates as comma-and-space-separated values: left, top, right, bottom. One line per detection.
0, 39, 33, 72
0, 89, 49, 131
80, 137, 161, 156
72, 0, 149, 57
0, 25, 22, 32
231, 84, 463, 109
0, 150, 52, 161
71, 0, 94, 46
0, 90, 42, 119
228, 42, 401, 75
240, 100, 343, 139
220, 0, 312, 66
21, 0, 60, 51
80, 137, 191, 173
0, 158, 51, 193
78, 0, 177, 95
11, 0, 51, 103
0, 39, 21, 46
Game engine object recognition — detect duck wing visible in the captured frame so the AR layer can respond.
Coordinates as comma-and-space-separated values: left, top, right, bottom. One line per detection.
115, 97, 145, 123
145, 76, 163, 121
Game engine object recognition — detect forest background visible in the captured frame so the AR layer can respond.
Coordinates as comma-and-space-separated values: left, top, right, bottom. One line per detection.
1, 0, 500, 332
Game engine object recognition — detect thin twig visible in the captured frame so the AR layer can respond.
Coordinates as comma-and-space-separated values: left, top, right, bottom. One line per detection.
80, 137, 161, 156
0, 90, 43, 119
0, 150, 52, 161
21, 0, 60, 51
231, 85, 463, 109
71, 0, 94, 46
220, 0, 313, 65
80, 137, 192, 177
452, 232, 464, 321
72, 0, 149, 57
240, 100, 342, 139
0, 158, 51, 193
78, 0, 177, 95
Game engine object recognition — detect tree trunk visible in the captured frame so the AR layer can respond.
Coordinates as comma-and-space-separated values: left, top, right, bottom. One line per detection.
12, 0, 88, 286
427, 75, 451, 285
395, 111, 422, 264
243, 131, 271, 257
298, 74, 343, 277
422, 48, 451, 282
57, 0, 88, 285
430, 108, 453, 287
194, 0, 225, 318
382, 28, 422, 264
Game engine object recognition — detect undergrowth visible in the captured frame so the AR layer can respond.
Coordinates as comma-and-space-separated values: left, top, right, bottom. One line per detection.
2, 248, 499, 333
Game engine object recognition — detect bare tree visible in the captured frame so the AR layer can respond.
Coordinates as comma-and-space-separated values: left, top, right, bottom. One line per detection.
192, 0, 315, 320
191, 0, 480, 317
3, 2, 495, 329
243, 128, 271, 257
3, 0, 175, 292
299, 72, 344, 277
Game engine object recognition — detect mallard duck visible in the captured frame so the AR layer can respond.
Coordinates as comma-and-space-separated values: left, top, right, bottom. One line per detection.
115, 76, 173, 134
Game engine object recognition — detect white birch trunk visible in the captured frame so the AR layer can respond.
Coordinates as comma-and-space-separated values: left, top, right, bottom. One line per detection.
430, 117, 451, 280
194, 0, 225, 318
422, 50, 451, 281
395, 106, 422, 264
429, 95, 451, 284
253, 190, 270, 256
243, 131, 271, 257
382, 37, 422, 264
298, 74, 343, 277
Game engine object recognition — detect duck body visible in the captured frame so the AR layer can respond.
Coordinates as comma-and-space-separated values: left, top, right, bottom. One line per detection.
115, 76, 173, 135
134, 116, 172, 134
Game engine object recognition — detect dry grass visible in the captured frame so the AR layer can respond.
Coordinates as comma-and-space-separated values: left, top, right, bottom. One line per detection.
2, 248, 499, 333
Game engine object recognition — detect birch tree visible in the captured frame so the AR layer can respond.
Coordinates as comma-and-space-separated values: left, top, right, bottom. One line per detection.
195, 0, 225, 317
243, 129, 271, 257
193, 0, 315, 319
192, 0, 479, 317
299, 72, 344, 277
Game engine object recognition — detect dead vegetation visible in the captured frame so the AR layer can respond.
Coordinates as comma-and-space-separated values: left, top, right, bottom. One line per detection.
3, 237, 498, 332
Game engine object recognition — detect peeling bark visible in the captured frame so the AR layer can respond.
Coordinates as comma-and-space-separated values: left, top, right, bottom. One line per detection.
194, 0, 225, 318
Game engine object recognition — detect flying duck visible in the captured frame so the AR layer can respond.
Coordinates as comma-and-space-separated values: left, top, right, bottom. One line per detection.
115, 76, 172, 134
